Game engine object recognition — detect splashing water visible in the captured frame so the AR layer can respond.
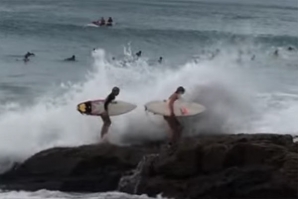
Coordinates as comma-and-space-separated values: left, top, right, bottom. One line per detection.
0, 45, 297, 172
0, 190, 171, 199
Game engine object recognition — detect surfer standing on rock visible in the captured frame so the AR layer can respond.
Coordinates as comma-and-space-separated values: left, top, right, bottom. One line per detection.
164, 86, 185, 147
100, 87, 120, 141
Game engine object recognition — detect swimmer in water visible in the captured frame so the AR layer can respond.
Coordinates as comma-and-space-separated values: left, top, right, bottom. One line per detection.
158, 57, 163, 64
64, 55, 76, 61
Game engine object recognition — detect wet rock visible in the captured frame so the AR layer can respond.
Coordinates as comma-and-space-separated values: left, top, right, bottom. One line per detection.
0, 133, 297, 199
0, 143, 159, 192
202, 143, 228, 172
118, 154, 159, 194
119, 134, 298, 199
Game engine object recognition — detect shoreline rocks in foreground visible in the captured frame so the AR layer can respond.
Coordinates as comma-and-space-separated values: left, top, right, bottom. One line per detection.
0, 134, 297, 199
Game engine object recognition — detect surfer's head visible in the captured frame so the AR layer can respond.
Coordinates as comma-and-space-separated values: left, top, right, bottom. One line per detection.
112, 86, 120, 96
176, 86, 185, 94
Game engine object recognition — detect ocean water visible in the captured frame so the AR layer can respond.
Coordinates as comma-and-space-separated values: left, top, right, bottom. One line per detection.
0, 0, 297, 198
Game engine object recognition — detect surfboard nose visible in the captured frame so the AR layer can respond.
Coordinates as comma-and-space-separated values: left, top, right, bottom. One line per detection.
77, 103, 86, 114
77, 105, 82, 114
76, 101, 94, 115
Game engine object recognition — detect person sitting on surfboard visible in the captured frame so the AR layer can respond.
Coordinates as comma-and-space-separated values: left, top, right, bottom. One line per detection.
164, 86, 185, 146
100, 87, 120, 139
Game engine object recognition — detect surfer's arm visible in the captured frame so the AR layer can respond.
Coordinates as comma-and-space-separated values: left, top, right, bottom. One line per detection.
104, 94, 114, 111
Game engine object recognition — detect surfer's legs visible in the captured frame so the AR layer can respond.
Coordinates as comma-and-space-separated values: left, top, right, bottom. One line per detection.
172, 117, 182, 143
163, 116, 173, 141
163, 116, 182, 145
100, 115, 111, 138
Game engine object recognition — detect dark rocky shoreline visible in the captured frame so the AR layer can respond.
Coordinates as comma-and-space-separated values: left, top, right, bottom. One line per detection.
0, 134, 297, 199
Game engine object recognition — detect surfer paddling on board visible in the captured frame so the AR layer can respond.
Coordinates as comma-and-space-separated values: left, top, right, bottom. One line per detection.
164, 86, 185, 147
23, 52, 35, 62
100, 87, 120, 140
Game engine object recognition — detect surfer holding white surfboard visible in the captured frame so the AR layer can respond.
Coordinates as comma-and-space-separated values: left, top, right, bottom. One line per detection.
144, 87, 206, 147
163, 86, 185, 146
77, 86, 137, 142
100, 87, 120, 140
77, 86, 205, 145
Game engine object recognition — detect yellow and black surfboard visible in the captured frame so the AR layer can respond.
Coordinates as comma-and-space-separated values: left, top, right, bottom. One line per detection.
77, 101, 92, 115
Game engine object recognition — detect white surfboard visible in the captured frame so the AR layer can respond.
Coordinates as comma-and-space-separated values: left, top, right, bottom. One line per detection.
77, 99, 136, 116
144, 100, 206, 117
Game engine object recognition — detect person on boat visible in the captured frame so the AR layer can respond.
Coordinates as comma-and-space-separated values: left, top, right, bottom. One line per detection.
99, 17, 106, 26
107, 17, 113, 26
64, 55, 76, 61
164, 86, 185, 147
100, 87, 120, 140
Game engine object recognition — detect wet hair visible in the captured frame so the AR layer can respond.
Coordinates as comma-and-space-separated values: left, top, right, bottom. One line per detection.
112, 86, 120, 93
176, 86, 185, 93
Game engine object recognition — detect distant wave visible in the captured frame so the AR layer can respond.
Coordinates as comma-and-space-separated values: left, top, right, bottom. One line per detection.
0, 19, 297, 48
